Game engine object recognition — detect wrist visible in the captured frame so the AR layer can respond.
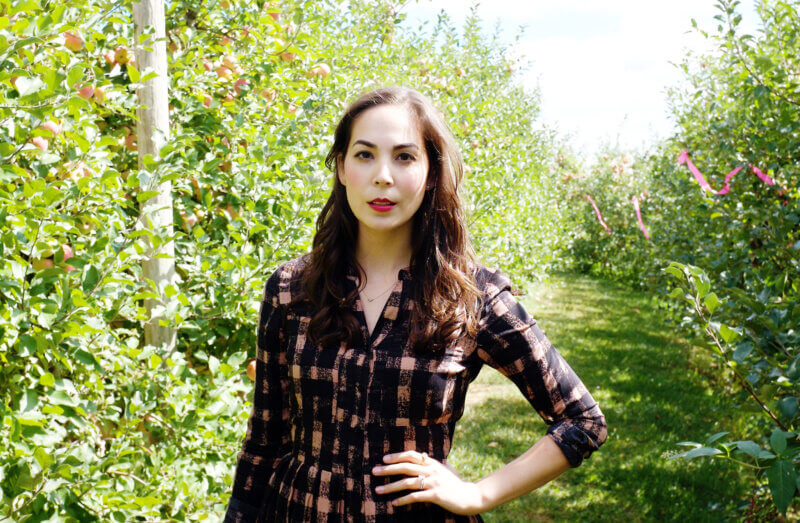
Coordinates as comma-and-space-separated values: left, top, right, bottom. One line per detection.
472, 478, 495, 514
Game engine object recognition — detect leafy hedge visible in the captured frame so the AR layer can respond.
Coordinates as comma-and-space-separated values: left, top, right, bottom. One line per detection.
0, 0, 564, 519
559, 0, 799, 516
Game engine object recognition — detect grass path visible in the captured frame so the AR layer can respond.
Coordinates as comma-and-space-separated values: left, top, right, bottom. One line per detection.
450, 273, 748, 521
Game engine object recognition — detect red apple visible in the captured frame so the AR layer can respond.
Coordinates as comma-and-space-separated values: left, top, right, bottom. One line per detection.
40, 120, 62, 135
203, 61, 214, 71
125, 134, 137, 151
220, 35, 232, 46
222, 55, 237, 69
234, 78, 250, 95
280, 51, 296, 62
92, 86, 106, 102
64, 31, 84, 52
31, 136, 49, 151
76, 84, 94, 100
267, 11, 280, 21
260, 89, 277, 102
307, 63, 331, 78
103, 50, 116, 66
203, 95, 212, 107
32, 258, 54, 271
246, 359, 256, 381
216, 66, 233, 79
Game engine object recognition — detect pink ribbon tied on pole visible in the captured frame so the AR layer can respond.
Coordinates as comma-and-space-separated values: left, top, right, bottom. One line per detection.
678, 150, 775, 194
632, 196, 650, 239
585, 194, 611, 234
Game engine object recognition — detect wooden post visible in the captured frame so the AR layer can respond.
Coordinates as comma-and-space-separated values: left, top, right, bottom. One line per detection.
133, 0, 176, 350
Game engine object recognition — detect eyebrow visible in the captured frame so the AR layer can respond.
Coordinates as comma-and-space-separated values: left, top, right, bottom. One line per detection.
352, 139, 420, 151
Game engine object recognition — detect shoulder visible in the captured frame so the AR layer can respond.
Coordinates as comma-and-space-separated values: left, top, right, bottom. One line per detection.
473, 265, 514, 303
263, 254, 310, 306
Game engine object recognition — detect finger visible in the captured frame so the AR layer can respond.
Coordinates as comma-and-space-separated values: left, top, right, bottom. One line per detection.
371, 463, 425, 477
374, 476, 421, 495
383, 450, 427, 464
392, 490, 433, 507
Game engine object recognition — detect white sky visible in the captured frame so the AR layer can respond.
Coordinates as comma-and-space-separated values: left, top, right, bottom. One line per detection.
402, 1, 760, 157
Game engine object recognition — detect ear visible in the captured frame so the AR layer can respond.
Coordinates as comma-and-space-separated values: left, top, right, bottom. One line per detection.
337, 154, 346, 186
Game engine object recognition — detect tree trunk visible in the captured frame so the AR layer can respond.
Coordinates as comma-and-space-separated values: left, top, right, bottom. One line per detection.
133, 0, 176, 350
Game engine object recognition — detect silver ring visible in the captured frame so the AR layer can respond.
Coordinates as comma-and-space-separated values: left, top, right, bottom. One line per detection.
418, 475, 426, 489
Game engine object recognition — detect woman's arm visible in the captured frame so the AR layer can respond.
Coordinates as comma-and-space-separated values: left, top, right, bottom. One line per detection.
375, 435, 569, 515
225, 269, 291, 522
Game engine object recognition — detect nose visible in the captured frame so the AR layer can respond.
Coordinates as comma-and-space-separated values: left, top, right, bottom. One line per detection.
373, 159, 393, 186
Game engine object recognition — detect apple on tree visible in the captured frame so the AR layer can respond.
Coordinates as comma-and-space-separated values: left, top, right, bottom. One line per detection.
64, 31, 84, 52
31, 137, 49, 151
307, 63, 331, 78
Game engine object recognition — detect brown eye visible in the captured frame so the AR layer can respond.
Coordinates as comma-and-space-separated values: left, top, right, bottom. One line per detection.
397, 152, 415, 162
355, 150, 372, 159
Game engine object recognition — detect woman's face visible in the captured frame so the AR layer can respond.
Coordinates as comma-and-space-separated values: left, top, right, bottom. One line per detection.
339, 104, 430, 240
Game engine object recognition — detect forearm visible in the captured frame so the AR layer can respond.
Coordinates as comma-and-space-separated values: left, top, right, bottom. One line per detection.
475, 434, 570, 512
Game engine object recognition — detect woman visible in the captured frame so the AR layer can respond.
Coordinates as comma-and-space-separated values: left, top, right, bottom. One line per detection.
225, 87, 607, 522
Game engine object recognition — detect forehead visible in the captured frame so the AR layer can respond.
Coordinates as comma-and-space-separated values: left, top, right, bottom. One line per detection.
348, 104, 423, 147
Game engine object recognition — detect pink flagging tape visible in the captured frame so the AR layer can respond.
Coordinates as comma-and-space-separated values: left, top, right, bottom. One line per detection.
585, 194, 611, 234
678, 150, 774, 194
632, 196, 650, 239
752, 165, 776, 186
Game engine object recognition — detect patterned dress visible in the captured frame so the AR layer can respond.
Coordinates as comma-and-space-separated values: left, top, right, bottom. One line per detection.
225, 256, 607, 522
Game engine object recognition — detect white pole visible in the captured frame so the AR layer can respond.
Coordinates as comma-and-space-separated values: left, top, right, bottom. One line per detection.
133, 0, 176, 350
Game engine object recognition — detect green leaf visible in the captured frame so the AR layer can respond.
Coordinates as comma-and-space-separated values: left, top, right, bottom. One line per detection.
684, 446, 722, 459
719, 324, 741, 344
667, 287, 683, 299
735, 440, 766, 459
767, 460, 796, 515
20, 389, 38, 412
703, 292, 721, 315
127, 64, 140, 83
778, 397, 799, 419
770, 429, 788, 455
15, 76, 44, 96
787, 356, 800, 380
38, 372, 55, 387
705, 431, 729, 444
137, 190, 160, 202
82, 265, 100, 294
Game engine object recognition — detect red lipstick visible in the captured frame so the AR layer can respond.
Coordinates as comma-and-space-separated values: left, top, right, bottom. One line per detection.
368, 198, 395, 212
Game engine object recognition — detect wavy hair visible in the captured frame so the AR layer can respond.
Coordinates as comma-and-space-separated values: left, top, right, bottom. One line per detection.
300, 86, 482, 353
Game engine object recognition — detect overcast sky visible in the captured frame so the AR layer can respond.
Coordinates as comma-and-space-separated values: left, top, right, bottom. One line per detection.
401, 1, 759, 157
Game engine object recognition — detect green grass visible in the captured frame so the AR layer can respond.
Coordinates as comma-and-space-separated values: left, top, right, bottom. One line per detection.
450, 273, 750, 521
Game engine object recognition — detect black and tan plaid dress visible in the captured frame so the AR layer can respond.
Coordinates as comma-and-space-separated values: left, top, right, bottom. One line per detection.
225, 256, 607, 522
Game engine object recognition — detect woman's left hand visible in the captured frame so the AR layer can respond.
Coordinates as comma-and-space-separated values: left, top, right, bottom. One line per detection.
372, 451, 485, 516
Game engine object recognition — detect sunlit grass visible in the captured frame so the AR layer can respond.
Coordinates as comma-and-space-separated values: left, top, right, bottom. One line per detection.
450, 273, 750, 521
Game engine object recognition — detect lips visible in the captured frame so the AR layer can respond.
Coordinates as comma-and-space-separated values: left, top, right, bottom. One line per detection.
367, 198, 395, 212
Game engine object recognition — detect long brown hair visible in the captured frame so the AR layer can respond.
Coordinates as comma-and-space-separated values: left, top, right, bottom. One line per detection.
300, 86, 482, 353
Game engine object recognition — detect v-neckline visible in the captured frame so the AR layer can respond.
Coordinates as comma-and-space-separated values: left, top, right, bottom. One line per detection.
357, 280, 399, 343
346, 264, 411, 347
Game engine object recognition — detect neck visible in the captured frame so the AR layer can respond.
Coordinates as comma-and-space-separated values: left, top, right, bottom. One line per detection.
355, 224, 412, 280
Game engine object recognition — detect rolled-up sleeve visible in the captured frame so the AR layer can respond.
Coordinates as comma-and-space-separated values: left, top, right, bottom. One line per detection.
225, 268, 291, 521
475, 269, 607, 467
